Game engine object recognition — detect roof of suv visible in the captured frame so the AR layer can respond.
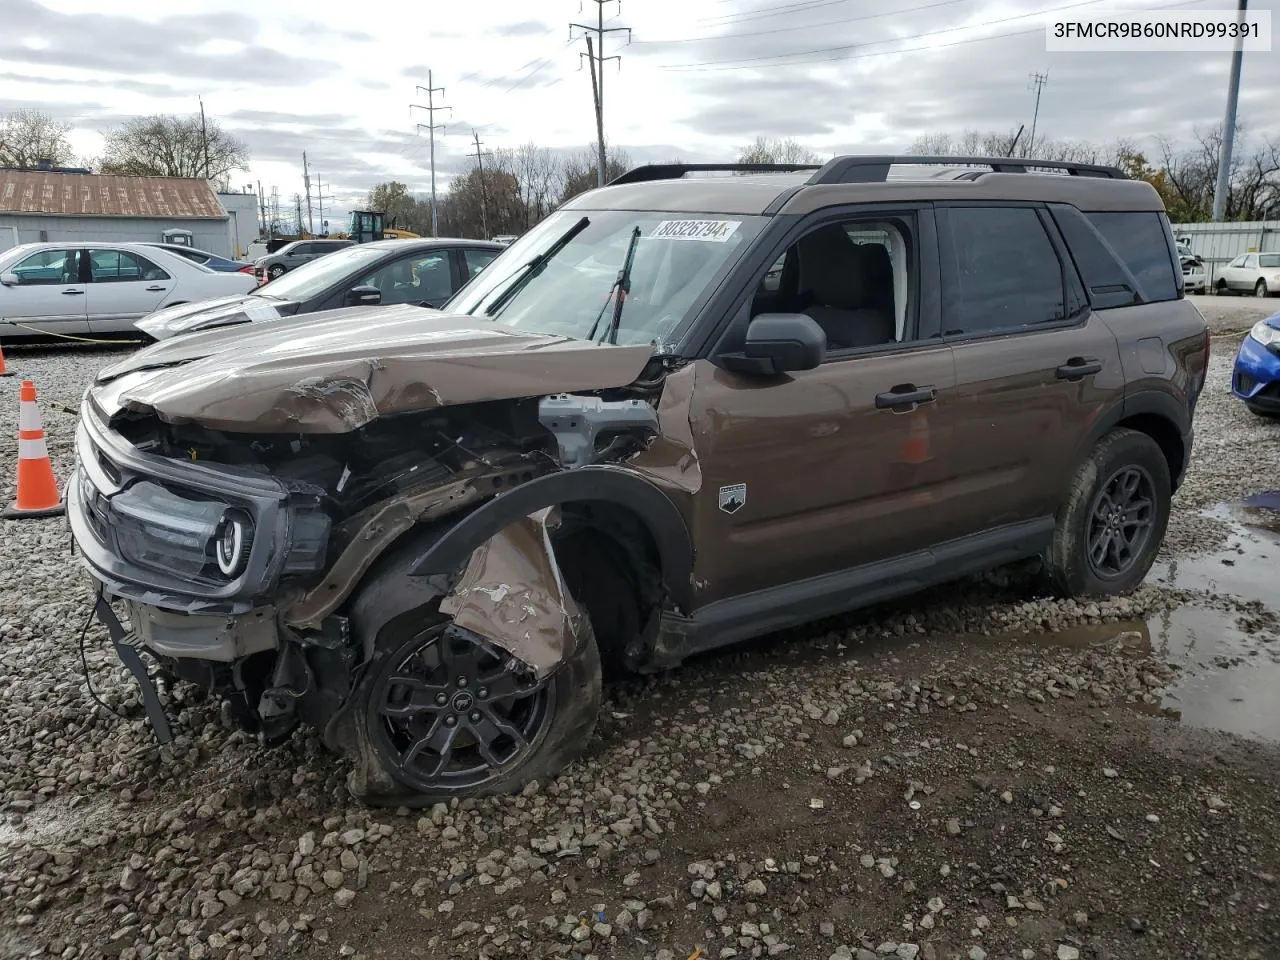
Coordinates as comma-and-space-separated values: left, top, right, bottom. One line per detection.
561, 156, 1166, 217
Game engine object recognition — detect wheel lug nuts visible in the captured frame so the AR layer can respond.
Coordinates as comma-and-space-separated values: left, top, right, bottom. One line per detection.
435, 693, 448, 706
457, 677, 469, 688
444, 715, 457, 726
477, 687, 488, 698
470, 711, 481, 722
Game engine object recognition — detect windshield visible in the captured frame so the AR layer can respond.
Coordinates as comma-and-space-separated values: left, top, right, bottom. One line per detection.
446, 210, 766, 347
1260, 254, 1280, 268
258, 245, 388, 300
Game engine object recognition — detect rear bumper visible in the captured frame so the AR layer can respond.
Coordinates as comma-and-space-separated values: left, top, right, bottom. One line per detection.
1232, 335, 1280, 410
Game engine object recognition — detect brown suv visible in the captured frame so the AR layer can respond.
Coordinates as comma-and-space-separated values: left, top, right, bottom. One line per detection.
68, 156, 1210, 805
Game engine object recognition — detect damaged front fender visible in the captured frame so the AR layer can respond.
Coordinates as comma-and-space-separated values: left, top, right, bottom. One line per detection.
438, 508, 582, 680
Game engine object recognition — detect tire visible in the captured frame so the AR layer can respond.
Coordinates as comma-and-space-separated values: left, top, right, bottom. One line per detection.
268, 264, 286, 280
1255, 279, 1270, 298
1042, 428, 1171, 598
1215, 279, 1230, 296
1246, 403, 1280, 421
344, 605, 602, 807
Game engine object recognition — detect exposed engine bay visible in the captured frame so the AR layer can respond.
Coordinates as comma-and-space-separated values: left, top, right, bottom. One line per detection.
82, 373, 670, 751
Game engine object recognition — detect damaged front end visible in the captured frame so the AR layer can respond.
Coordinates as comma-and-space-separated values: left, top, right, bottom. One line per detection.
68, 371, 669, 757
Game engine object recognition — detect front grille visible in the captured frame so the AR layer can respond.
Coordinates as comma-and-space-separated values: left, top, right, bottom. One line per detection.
1236, 371, 1258, 394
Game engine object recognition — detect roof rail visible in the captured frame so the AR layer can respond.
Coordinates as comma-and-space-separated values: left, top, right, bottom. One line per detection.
806, 155, 1126, 185
607, 162, 823, 186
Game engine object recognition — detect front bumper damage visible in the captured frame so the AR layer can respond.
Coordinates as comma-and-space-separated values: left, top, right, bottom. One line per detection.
68, 403, 591, 745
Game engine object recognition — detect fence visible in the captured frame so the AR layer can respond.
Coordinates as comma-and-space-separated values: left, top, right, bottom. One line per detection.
1170, 220, 1280, 286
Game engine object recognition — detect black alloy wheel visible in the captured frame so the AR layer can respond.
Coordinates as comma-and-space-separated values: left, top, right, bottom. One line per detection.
367, 624, 553, 794
1085, 465, 1156, 580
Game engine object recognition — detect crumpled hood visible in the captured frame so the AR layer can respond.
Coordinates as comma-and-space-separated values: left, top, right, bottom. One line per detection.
134, 294, 298, 339
92, 303, 656, 434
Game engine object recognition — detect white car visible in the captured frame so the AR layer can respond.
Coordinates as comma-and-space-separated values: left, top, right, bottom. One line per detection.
1176, 239, 1207, 294
0, 241, 258, 341
1214, 251, 1280, 297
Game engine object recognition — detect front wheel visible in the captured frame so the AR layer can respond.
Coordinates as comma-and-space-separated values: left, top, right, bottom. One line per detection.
268, 264, 286, 280
1042, 428, 1172, 597
1255, 279, 1270, 298
346, 612, 602, 806
1246, 402, 1280, 421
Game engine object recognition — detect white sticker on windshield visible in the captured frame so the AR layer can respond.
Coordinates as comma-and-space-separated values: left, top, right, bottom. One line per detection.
243, 301, 280, 322
650, 219, 741, 242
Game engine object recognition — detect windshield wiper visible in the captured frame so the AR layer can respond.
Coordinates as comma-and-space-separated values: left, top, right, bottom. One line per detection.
483, 216, 590, 317
587, 225, 642, 345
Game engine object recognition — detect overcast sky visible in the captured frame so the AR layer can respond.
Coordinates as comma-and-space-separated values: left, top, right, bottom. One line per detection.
3, 0, 1278, 226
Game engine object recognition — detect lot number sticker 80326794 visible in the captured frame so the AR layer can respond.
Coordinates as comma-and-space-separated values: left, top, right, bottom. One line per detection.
650, 220, 741, 242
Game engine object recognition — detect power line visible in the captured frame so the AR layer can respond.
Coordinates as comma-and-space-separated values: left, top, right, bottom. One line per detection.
636, 0, 972, 44
660, 0, 1113, 69
571, 0, 632, 188
658, 0, 1206, 71
411, 70, 450, 237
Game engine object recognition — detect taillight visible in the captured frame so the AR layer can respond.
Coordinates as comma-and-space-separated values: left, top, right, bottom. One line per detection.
238, 265, 254, 274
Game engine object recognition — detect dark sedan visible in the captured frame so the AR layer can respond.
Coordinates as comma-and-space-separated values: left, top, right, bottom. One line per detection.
137, 242, 256, 274
135, 238, 504, 340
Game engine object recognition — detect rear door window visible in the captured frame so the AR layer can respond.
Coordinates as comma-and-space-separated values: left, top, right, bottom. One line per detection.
1084, 212, 1179, 302
940, 206, 1076, 335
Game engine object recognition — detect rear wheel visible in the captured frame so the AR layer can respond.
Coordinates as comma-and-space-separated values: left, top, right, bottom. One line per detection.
346, 610, 601, 806
1255, 279, 1270, 298
1043, 428, 1171, 597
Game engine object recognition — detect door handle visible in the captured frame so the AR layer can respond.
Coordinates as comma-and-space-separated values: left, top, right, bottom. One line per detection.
145, 285, 168, 292
62, 289, 85, 295
1056, 358, 1103, 380
875, 384, 937, 410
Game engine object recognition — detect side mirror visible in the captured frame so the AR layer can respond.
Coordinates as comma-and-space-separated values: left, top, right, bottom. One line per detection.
721, 313, 826, 375
346, 284, 382, 307
0, 273, 19, 286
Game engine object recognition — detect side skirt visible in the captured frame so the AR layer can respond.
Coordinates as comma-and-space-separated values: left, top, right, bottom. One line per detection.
649, 517, 1055, 669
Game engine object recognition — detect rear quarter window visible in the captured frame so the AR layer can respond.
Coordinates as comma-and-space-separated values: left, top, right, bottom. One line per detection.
1083, 212, 1179, 303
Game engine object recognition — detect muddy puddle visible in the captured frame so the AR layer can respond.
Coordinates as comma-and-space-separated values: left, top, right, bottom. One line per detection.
1032, 494, 1280, 743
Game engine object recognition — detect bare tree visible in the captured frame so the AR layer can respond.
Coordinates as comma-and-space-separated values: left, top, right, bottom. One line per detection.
98, 114, 249, 183
509, 142, 563, 229
0, 109, 77, 168
560, 145, 631, 203
736, 136, 823, 166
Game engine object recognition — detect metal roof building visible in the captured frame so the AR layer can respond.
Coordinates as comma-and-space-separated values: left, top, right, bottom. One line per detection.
0, 168, 234, 257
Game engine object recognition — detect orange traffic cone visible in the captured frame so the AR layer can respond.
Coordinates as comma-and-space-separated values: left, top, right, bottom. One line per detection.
0, 342, 12, 377
3, 379, 64, 519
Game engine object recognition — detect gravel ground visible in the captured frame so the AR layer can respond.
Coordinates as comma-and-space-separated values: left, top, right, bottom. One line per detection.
0, 332, 1278, 960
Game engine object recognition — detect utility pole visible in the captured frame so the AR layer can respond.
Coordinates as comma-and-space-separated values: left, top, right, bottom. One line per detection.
256, 180, 266, 237
571, 0, 631, 187
302, 152, 314, 236
1027, 72, 1048, 158
294, 194, 303, 237
1213, 0, 1248, 221
472, 130, 491, 239
411, 71, 450, 237
314, 177, 336, 235
198, 96, 211, 179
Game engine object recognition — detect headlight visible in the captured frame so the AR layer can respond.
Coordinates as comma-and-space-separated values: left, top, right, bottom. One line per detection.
1250, 320, 1279, 347
215, 510, 254, 577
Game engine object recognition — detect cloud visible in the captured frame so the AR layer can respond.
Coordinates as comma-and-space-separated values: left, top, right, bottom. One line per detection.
495, 20, 552, 38
289, 21, 375, 43
0, 0, 335, 86
0, 71, 177, 98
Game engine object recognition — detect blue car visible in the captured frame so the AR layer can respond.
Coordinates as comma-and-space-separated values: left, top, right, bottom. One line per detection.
137, 242, 255, 274
1232, 312, 1280, 419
